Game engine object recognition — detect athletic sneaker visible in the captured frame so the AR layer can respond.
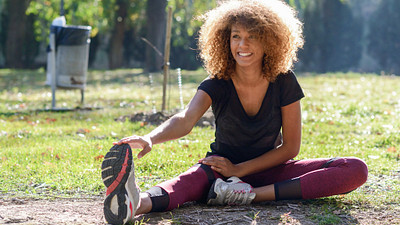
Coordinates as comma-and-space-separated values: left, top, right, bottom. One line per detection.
101, 144, 140, 225
207, 176, 256, 206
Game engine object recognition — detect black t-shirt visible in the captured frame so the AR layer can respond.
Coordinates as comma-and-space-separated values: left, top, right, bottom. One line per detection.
198, 70, 304, 164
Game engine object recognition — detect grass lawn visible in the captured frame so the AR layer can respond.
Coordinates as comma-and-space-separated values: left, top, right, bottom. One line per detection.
0, 69, 399, 223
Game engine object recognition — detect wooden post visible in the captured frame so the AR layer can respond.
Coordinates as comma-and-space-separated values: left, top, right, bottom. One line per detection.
50, 32, 57, 109
162, 6, 173, 112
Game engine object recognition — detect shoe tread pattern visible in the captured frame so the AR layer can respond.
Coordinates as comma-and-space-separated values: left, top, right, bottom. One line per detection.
101, 144, 132, 188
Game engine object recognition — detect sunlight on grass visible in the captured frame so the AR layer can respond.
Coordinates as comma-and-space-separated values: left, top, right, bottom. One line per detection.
1, 69, 399, 210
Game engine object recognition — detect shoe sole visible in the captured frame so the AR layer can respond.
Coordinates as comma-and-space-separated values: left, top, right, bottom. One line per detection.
101, 144, 134, 225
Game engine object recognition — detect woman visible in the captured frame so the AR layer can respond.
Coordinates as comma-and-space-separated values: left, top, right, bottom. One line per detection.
101, 0, 368, 224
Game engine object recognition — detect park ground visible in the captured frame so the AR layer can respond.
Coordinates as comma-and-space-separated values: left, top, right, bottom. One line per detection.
0, 193, 399, 224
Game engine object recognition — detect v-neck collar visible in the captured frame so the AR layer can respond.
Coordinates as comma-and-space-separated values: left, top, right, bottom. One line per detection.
229, 79, 271, 120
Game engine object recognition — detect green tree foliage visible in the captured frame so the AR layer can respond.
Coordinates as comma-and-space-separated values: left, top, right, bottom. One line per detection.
1, 0, 398, 73
169, 0, 216, 70
102, 0, 146, 68
26, 0, 115, 68
144, 0, 216, 71
108, 0, 146, 69
26, 0, 146, 68
299, 0, 363, 73
368, 0, 400, 74
27, 0, 105, 41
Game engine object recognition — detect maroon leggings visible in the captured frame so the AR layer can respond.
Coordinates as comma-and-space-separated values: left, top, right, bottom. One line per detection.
145, 157, 368, 212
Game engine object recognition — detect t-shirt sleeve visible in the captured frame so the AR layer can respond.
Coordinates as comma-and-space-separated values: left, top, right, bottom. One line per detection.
197, 78, 223, 103
277, 71, 305, 107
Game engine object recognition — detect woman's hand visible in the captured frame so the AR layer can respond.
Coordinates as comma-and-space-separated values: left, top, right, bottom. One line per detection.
113, 135, 152, 159
199, 156, 241, 177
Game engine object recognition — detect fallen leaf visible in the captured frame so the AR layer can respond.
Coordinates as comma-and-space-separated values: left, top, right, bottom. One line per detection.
94, 155, 104, 161
46, 118, 57, 123
27, 121, 37, 126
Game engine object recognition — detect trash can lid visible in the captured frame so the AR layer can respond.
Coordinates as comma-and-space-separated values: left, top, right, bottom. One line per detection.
51, 25, 92, 46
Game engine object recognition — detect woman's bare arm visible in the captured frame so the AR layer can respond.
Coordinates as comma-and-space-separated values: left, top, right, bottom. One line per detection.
114, 90, 212, 158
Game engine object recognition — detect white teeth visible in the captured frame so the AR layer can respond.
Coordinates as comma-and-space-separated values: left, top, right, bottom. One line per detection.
238, 52, 252, 56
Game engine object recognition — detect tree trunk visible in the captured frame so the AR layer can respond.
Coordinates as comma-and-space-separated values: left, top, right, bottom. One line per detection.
108, 0, 128, 69
145, 0, 167, 72
4, 0, 31, 68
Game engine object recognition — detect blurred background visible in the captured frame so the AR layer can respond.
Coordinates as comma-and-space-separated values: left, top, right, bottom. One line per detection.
0, 0, 398, 75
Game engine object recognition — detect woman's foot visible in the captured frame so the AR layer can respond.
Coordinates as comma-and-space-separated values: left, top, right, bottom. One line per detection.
207, 176, 256, 205
101, 144, 140, 225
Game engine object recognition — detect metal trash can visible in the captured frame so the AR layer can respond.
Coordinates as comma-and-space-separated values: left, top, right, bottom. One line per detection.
47, 24, 91, 108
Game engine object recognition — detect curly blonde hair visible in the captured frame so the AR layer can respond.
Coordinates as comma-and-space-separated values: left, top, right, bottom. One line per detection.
198, 0, 304, 82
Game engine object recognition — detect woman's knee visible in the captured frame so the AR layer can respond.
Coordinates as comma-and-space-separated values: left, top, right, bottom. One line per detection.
344, 157, 368, 186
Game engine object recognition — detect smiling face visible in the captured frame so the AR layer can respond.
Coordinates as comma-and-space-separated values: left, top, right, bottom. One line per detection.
230, 24, 265, 71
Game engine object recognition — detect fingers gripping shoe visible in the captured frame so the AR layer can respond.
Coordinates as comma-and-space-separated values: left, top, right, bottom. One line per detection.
207, 176, 256, 206
101, 144, 140, 225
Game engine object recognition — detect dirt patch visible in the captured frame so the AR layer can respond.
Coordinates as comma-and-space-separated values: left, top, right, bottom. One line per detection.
0, 197, 103, 225
1, 197, 399, 225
